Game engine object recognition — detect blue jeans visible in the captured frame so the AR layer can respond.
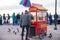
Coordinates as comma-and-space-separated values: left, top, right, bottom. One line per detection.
13, 19, 16, 25
7, 19, 10, 23
49, 19, 52, 25
16, 19, 20, 25
3, 19, 6, 24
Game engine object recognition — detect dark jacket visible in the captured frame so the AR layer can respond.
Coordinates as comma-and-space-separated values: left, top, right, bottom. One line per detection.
3, 16, 6, 20
0, 16, 2, 20
49, 15, 52, 20
16, 14, 20, 19
8, 16, 10, 20
54, 14, 58, 20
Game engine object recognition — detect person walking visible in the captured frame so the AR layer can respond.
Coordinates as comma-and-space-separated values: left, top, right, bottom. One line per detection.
3, 14, 6, 24
54, 13, 58, 30
21, 10, 32, 40
12, 13, 16, 25
48, 13, 52, 25
0, 14, 2, 25
16, 13, 20, 25
20, 12, 23, 27
7, 14, 10, 24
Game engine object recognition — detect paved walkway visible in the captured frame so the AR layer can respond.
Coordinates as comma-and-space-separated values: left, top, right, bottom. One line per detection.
0, 24, 60, 40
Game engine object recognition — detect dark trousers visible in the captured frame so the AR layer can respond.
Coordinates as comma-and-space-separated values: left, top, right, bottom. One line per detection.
0, 20, 2, 25
21, 25, 29, 40
54, 20, 58, 27
49, 20, 52, 25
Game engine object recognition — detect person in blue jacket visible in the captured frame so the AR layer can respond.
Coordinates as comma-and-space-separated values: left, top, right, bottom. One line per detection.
12, 13, 16, 25
48, 13, 52, 25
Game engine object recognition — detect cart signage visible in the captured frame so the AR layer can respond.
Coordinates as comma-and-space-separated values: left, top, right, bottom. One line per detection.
29, 7, 37, 12
41, 24, 47, 28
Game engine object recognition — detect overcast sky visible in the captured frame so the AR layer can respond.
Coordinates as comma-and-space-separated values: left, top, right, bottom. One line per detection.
0, 0, 60, 15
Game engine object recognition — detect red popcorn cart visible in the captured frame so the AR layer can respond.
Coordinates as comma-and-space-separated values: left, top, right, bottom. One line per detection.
29, 4, 48, 38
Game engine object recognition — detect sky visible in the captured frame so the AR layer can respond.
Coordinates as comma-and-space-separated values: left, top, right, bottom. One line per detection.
0, 0, 60, 15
